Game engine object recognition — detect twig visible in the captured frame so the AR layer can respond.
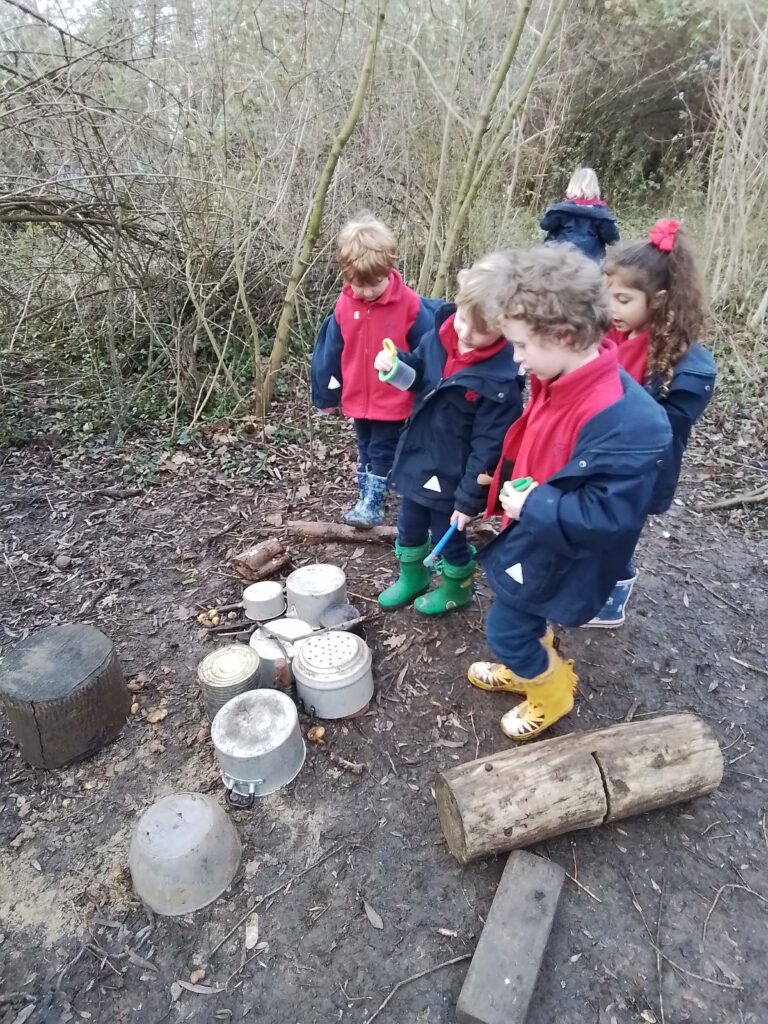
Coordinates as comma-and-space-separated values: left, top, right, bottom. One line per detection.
89, 486, 143, 500
209, 840, 350, 959
565, 872, 602, 903
659, 559, 748, 616
704, 483, 768, 510
703, 882, 768, 944
729, 655, 768, 678
0, 993, 36, 1006
629, 881, 742, 990
469, 710, 480, 761
326, 750, 366, 775
361, 954, 472, 1024
655, 880, 666, 1024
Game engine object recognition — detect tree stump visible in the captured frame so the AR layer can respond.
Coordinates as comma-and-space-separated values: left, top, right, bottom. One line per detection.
435, 713, 723, 863
0, 624, 130, 768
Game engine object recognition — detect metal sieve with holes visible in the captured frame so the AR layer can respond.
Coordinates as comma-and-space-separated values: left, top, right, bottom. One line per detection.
292, 630, 373, 719
197, 644, 260, 721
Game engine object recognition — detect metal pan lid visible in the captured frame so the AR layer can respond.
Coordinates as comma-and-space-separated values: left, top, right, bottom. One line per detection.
197, 645, 259, 690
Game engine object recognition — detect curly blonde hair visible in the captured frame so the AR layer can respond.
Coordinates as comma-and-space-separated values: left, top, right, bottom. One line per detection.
605, 228, 705, 393
478, 244, 612, 349
337, 212, 396, 285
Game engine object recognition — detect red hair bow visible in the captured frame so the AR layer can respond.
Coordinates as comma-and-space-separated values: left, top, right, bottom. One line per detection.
648, 219, 680, 252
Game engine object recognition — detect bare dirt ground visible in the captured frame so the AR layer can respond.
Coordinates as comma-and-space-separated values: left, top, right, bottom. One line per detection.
1, 395, 767, 1024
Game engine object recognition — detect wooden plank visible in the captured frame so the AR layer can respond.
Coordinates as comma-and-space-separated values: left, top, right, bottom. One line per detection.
456, 851, 564, 1024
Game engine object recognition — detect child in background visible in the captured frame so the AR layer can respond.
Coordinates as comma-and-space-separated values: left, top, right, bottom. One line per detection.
373, 260, 523, 616
311, 213, 436, 528
540, 167, 619, 262
467, 245, 671, 741
584, 218, 716, 627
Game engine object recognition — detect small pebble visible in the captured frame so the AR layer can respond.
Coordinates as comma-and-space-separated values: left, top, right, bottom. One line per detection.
55, 554, 72, 570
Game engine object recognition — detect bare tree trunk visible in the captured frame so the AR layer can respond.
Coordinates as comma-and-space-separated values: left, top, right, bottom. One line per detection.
259, 0, 387, 413
429, 0, 533, 297
417, 0, 469, 295
431, 0, 568, 297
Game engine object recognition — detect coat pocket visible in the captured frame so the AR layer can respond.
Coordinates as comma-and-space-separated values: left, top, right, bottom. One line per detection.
480, 527, 571, 605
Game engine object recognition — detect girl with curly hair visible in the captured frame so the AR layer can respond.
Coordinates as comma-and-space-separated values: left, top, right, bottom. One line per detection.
585, 219, 717, 627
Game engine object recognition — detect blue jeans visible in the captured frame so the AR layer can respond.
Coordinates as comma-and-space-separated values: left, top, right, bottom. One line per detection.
486, 599, 549, 678
354, 419, 404, 478
397, 497, 472, 564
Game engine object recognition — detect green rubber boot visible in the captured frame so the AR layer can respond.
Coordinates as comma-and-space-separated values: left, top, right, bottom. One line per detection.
378, 540, 431, 610
414, 556, 476, 616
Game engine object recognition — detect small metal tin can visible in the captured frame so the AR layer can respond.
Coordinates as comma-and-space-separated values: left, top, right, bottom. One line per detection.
197, 644, 260, 721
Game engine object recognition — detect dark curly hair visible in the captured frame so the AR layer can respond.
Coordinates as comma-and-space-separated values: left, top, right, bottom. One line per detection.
604, 228, 705, 394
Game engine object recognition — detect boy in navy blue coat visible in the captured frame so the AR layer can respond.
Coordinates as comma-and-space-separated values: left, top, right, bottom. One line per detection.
372, 261, 523, 616
540, 167, 619, 262
466, 245, 671, 741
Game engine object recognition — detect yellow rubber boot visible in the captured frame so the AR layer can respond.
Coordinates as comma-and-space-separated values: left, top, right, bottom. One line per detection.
499, 648, 578, 742
467, 628, 556, 695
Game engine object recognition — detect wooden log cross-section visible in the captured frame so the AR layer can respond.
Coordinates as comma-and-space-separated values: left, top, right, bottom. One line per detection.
435, 713, 723, 864
0, 624, 129, 769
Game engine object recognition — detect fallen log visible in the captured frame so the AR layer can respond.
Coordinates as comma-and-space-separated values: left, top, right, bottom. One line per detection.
231, 538, 290, 581
285, 520, 498, 545
286, 521, 397, 544
435, 713, 723, 863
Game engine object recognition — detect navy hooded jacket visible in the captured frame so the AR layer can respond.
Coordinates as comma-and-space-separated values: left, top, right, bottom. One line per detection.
389, 304, 524, 517
477, 372, 671, 625
644, 344, 716, 514
540, 201, 620, 262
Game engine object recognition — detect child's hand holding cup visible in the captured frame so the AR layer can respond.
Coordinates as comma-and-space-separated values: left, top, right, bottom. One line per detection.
500, 476, 538, 520
376, 338, 416, 390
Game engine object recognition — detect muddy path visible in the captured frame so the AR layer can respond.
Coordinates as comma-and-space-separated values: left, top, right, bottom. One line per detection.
1, 412, 766, 1024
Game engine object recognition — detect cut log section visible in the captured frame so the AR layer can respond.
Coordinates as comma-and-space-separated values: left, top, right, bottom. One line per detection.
0, 624, 130, 769
435, 713, 723, 863
231, 538, 290, 581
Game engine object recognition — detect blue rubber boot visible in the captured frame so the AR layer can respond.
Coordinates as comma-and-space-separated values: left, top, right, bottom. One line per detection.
344, 466, 368, 526
346, 472, 388, 529
582, 571, 638, 628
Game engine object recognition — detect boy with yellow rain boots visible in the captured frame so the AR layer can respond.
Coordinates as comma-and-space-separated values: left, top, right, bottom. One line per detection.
468, 245, 671, 740
373, 260, 523, 615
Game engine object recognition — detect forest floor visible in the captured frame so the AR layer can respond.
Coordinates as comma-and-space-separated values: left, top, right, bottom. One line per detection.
1, 382, 767, 1024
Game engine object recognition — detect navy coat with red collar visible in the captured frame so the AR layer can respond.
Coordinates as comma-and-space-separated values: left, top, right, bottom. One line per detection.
389, 304, 524, 517
540, 200, 620, 262
311, 270, 439, 420
645, 345, 716, 514
477, 372, 671, 626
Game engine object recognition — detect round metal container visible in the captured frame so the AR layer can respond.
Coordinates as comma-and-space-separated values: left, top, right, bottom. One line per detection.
286, 564, 347, 628
248, 617, 313, 688
211, 689, 305, 799
292, 631, 373, 720
243, 581, 285, 622
197, 644, 260, 720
